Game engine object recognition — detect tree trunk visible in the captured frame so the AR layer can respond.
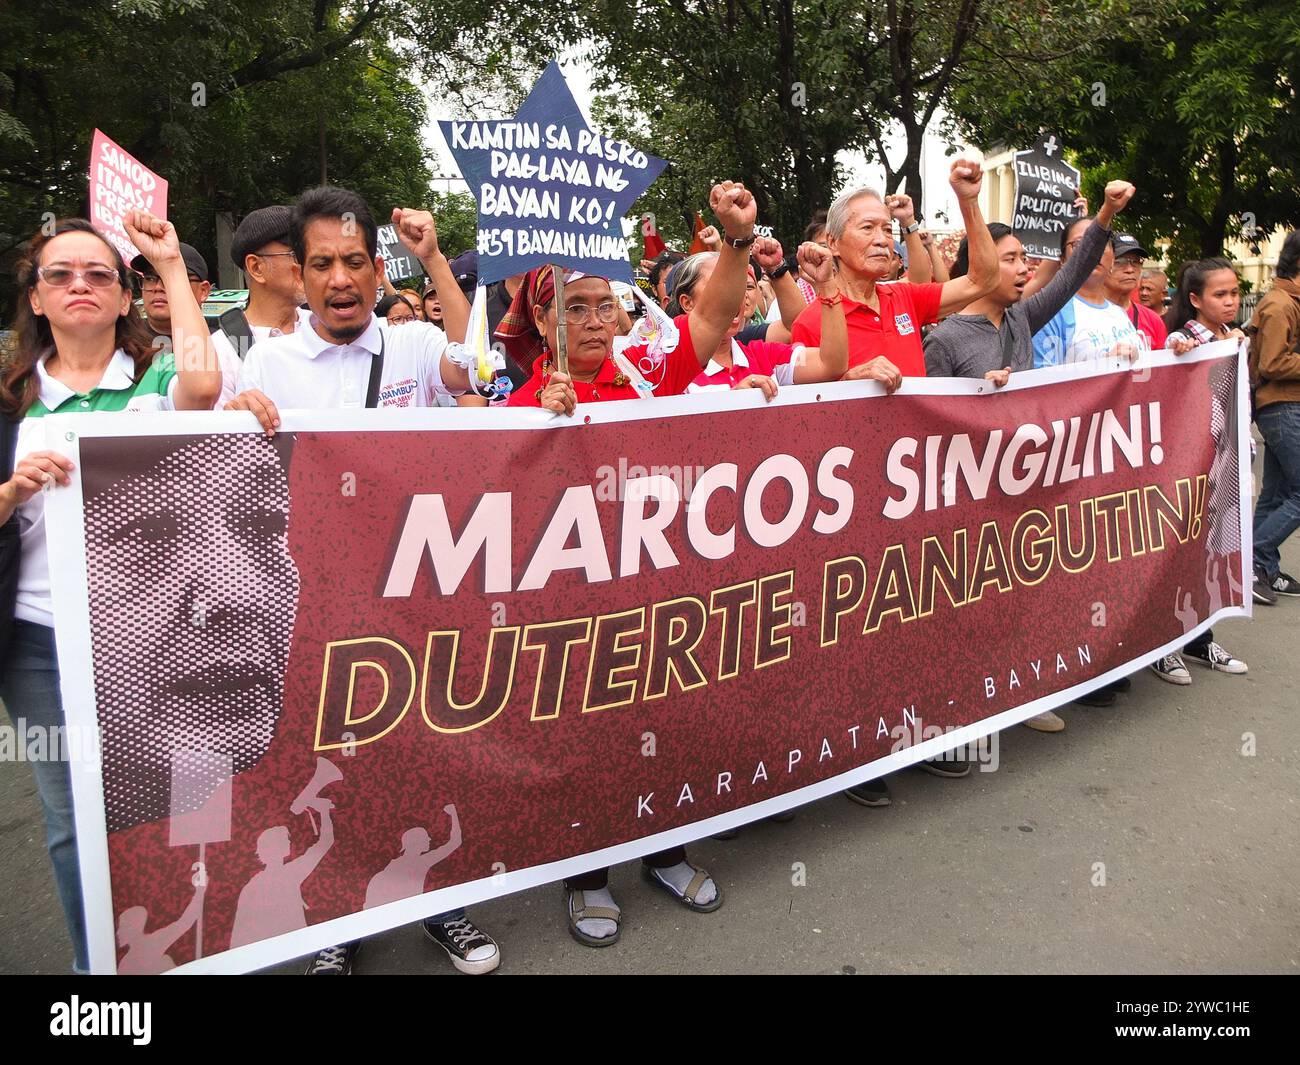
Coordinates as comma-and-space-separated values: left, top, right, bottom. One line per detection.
1201, 138, 1237, 258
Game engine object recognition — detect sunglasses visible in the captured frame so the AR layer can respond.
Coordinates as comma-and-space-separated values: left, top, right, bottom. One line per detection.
38, 266, 121, 288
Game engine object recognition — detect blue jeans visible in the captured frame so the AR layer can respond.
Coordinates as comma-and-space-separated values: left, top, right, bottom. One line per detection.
1254, 402, 1300, 576
0, 620, 88, 971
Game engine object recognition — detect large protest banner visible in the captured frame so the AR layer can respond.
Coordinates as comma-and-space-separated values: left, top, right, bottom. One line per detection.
45, 343, 1250, 974
1011, 135, 1081, 261
87, 129, 168, 263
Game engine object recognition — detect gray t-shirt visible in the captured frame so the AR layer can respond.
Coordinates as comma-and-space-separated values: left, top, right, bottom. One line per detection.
923, 221, 1111, 379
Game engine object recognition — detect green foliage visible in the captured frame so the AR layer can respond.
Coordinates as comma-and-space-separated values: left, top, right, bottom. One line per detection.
0, 0, 542, 316
950, 0, 1300, 262
428, 190, 479, 258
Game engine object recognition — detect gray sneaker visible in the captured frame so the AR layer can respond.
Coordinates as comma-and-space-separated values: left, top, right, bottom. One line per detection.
1184, 641, 1248, 674
1150, 653, 1191, 685
845, 777, 891, 807
1270, 571, 1300, 597
1253, 566, 1279, 605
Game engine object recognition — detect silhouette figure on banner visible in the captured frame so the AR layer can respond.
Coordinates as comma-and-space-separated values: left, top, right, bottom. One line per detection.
116, 879, 206, 974
1174, 587, 1199, 634
364, 804, 463, 910
229, 757, 340, 948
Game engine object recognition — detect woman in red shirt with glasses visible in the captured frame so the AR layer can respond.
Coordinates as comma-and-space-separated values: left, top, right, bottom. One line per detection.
501, 183, 761, 948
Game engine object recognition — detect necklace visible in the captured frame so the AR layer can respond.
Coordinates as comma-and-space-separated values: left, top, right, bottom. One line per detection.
535, 352, 627, 402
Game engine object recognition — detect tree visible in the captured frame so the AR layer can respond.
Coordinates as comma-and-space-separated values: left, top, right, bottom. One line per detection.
0, 0, 547, 315
572, 0, 1121, 250
427, 191, 479, 259
578, 0, 877, 246
949, 0, 1300, 263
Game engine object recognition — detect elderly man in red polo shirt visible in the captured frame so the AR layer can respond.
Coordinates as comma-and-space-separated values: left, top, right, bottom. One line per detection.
791, 158, 998, 382
791, 160, 997, 807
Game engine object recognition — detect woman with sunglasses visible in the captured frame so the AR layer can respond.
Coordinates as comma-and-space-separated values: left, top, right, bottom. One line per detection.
0, 211, 221, 971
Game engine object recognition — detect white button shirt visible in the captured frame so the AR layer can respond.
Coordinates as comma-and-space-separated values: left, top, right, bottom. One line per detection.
238, 310, 461, 409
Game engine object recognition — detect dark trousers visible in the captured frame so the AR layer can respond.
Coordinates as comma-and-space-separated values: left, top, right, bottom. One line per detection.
0, 621, 88, 971
565, 846, 687, 891
1185, 627, 1213, 655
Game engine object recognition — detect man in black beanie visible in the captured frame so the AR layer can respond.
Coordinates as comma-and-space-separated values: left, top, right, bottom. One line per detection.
220, 205, 306, 358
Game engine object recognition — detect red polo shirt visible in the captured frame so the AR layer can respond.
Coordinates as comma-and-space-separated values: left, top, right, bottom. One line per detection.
1127, 299, 1167, 350
507, 314, 703, 406
791, 281, 942, 377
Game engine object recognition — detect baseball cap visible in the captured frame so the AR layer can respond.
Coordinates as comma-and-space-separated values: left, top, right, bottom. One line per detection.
449, 250, 479, 295
131, 242, 208, 282
1111, 233, 1149, 260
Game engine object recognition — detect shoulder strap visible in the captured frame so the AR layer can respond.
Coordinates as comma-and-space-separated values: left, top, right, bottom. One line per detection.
218, 307, 255, 360
999, 318, 1016, 369
365, 331, 385, 409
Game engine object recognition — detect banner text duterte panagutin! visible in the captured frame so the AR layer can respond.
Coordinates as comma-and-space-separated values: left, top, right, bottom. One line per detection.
314, 401, 1198, 748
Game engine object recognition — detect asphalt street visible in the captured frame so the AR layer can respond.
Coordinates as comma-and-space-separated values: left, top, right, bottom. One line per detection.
2, 534, 1297, 977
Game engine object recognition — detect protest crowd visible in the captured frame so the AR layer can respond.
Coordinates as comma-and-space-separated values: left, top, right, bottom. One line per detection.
3, 140, 1299, 976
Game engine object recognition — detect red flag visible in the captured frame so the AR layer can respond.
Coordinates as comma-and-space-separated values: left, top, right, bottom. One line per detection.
641, 214, 666, 261
687, 212, 708, 254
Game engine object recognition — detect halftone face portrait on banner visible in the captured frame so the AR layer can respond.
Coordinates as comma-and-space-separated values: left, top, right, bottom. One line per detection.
81, 433, 299, 833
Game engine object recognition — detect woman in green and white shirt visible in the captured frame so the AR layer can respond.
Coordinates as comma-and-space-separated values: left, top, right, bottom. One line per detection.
0, 212, 220, 971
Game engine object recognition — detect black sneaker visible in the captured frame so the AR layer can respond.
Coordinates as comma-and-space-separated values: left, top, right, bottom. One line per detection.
916, 756, 971, 778
423, 915, 500, 974
845, 777, 891, 807
1106, 676, 1132, 694
766, 809, 797, 823
304, 941, 359, 975
1074, 688, 1117, 707
1270, 571, 1300, 597
1184, 640, 1248, 674
711, 827, 741, 840
1253, 565, 1279, 605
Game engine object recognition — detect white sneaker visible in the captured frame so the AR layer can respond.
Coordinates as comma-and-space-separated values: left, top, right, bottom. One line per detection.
1185, 641, 1248, 674
1150, 653, 1191, 685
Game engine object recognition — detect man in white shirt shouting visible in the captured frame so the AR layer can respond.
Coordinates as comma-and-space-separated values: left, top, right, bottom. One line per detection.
224, 185, 495, 976
228, 185, 473, 430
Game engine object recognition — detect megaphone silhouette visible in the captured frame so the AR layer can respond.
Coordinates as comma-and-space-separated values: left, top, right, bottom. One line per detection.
291, 757, 342, 832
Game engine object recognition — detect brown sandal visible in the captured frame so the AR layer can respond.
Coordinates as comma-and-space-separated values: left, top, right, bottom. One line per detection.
566, 888, 622, 948
643, 863, 724, 913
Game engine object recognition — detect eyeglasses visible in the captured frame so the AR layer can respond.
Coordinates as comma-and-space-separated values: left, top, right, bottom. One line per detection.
254, 251, 296, 262
139, 274, 202, 290
37, 266, 121, 288
561, 301, 619, 325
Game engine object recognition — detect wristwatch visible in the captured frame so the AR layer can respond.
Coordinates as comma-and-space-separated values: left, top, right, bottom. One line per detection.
769, 258, 793, 281
722, 231, 757, 249
902, 221, 921, 235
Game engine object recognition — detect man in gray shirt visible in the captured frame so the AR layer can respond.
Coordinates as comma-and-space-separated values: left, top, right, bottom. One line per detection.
924, 180, 1136, 379
923, 179, 1136, 730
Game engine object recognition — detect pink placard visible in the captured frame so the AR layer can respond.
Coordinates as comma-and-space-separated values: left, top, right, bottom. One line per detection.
88, 128, 168, 264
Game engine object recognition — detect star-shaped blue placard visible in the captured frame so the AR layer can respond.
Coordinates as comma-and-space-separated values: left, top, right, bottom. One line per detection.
440, 60, 667, 285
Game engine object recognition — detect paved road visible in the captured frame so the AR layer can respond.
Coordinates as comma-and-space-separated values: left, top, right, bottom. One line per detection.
2, 558, 1297, 976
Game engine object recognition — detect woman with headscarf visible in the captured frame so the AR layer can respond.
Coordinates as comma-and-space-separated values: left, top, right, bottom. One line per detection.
500, 182, 767, 947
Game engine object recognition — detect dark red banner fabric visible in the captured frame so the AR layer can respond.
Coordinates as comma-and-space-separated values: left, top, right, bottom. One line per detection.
69, 354, 1245, 972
